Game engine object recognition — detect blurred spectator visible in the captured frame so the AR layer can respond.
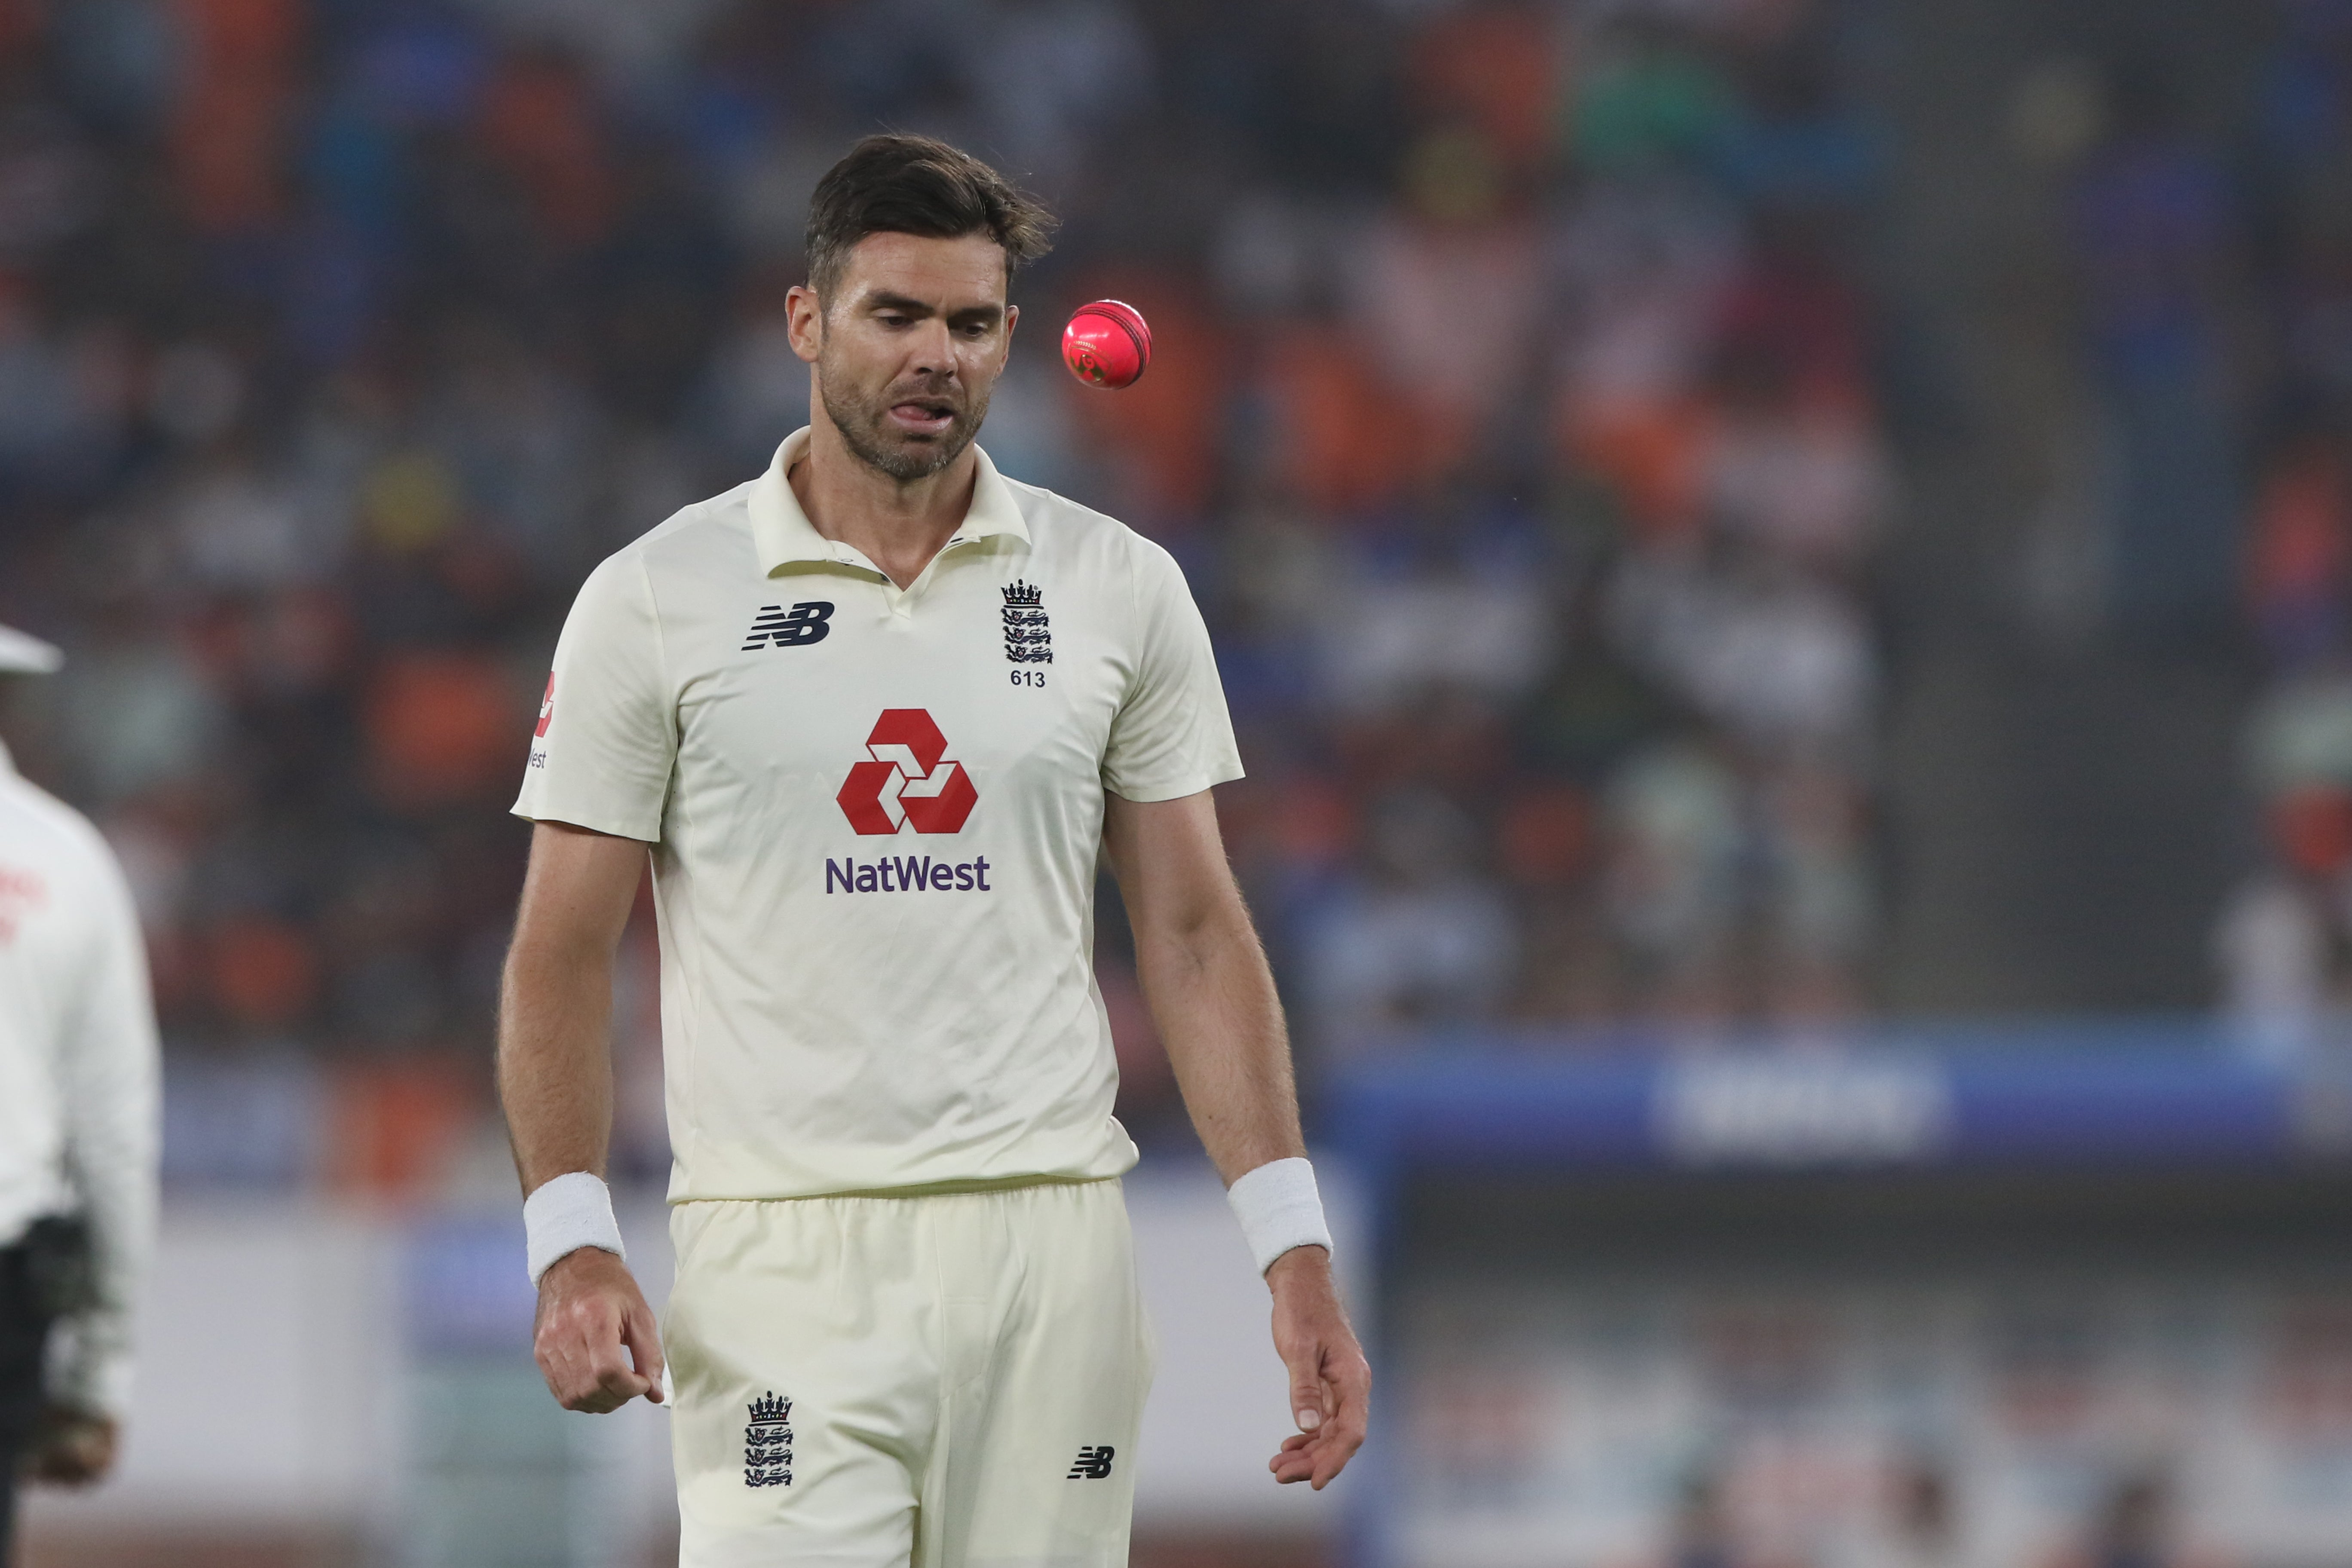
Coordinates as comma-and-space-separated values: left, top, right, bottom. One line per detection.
2040, 1470, 2217, 1568
1604, 736, 1746, 1014
2221, 666, 2352, 1047
2221, 47, 2352, 1020
2069, 71, 2242, 639
170, 0, 303, 235
2245, 430, 2350, 666
1304, 787, 1517, 1051
1658, 1469, 1759, 1568
1344, 126, 1544, 475
0, 623, 160, 1546
1883, 1459, 1961, 1568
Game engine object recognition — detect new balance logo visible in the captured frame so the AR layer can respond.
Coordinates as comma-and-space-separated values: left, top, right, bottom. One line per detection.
1066, 1445, 1115, 1480
743, 602, 834, 650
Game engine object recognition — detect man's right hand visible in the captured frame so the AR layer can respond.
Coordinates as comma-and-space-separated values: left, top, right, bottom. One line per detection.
24, 1406, 118, 1484
1265, 1246, 1369, 1488
532, 1247, 665, 1413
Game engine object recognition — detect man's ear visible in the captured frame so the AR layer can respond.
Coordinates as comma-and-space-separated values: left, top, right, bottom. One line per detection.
785, 284, 825, 365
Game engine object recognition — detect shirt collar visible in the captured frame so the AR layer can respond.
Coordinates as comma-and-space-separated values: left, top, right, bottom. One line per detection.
748, 425, 1030, 578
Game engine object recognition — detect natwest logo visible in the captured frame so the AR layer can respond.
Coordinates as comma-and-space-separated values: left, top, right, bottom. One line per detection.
836, 709, 978, 835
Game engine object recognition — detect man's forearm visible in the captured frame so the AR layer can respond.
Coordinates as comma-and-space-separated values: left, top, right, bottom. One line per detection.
1136, 905, 1306, 1185
498, 941, 619, 1191
1140, 893, 1363, 1482
59, 883, 159, 1418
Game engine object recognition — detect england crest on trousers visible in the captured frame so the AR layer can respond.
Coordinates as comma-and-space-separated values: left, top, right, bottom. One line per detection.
744, 1390, 793, 1488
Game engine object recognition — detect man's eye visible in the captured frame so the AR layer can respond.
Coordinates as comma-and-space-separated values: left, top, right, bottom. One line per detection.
879, 315, 909, 328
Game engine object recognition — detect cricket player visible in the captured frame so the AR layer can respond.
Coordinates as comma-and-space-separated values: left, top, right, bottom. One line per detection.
0, 623, 160, 1556
500, 134, 1369, 1565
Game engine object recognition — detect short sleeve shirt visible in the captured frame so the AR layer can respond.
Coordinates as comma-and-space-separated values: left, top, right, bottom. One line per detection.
515, 429, 1243, 1200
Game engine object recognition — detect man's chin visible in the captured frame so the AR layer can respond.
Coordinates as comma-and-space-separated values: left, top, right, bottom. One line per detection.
818, 382, 982, 482
863, 424, 972, 482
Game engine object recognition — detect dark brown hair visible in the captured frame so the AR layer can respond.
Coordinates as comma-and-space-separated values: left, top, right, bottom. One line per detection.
804, 134, 1057, 302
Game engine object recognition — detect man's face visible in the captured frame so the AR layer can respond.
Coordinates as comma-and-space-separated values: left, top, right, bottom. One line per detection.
790, 231, 1017, 483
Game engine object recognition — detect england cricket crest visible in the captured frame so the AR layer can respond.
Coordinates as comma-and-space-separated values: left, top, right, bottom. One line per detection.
744, 1390, 793, 1488
1001, 579, 1052, 664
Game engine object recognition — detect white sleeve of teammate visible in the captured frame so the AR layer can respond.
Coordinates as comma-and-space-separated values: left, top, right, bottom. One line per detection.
1101, 539, 1246, 802
513, 550, 678, 842
55, 834, 160, 1419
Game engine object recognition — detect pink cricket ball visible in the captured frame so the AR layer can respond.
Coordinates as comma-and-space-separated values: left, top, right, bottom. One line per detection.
1061, 299, 1152, 389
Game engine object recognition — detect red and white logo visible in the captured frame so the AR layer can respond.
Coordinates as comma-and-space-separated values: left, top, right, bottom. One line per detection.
836, 709, 978, 835
535, 674, 554, 738
0, 865, 46, 945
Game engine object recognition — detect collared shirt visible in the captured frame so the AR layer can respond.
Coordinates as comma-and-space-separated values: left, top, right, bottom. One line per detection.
514, 429, 1243, 1201
0, 738, 159, 1417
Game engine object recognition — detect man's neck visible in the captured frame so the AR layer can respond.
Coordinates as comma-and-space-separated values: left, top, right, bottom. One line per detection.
791, 413, 979, 590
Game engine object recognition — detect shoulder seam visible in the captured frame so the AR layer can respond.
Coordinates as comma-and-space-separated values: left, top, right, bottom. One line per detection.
0, 780, 120, 875
997, 473, 1141, 540
631, 552, 677, 757
622, 482, 754, 558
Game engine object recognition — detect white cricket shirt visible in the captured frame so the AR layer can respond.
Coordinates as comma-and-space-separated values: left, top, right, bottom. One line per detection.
0, 737, 160, 1417
515, 429, 1243, 1201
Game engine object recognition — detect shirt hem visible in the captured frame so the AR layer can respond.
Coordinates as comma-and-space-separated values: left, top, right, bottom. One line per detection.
510, 802, 661, 843
1103, 765, 1246, 804
667, 1170, 1128, 1205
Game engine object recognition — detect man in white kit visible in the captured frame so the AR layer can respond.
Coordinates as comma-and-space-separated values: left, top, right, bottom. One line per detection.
0, 623, 160, 1557
499, 134, 1369, 1565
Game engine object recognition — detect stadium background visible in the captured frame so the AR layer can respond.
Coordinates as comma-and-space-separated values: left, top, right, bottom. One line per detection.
0, 0, 2346, 1563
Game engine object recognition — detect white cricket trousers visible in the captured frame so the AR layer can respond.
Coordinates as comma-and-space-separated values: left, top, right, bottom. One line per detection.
665, 1177, 1152, 1567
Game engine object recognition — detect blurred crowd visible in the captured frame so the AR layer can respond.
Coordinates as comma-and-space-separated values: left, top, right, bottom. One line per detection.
1656, 1461, 2208, 1568
2212, 4, 2352, 1047
0, 0, 1893, 1179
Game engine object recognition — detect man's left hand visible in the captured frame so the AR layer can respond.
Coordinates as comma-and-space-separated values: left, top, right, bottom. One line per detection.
24, 1405, 118, 1485
1265, 1246, 1369, 1489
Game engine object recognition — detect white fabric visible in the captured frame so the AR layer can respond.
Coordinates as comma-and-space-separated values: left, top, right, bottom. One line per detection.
523, 1170, 627, 1285
0, 738, 160, 1416
1225, 1157, 1332, 1275
514, 430, 1244, 1202
666, 1179, 1149, 1567
0, 623, 61, 674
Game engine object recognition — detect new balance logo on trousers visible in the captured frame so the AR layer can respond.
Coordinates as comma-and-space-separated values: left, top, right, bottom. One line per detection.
1066, 1445, 1115, 1480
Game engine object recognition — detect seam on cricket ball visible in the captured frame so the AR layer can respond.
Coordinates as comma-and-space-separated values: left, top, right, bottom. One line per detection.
1083, 305, 1148, 372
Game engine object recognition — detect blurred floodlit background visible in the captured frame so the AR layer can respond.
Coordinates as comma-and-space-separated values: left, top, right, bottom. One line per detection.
6, 0, 2352, 1564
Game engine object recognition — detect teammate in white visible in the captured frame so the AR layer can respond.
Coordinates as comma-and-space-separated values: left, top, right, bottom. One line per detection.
500, 135, 1368, 1566
0, 623, 160, 1557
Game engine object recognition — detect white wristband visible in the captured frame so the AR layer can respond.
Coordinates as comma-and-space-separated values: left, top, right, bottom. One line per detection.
524, 1171, 627, 1286
1226, 1157, 1332, 1276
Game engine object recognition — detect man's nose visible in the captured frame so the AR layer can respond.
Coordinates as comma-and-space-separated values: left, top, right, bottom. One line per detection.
906, 318, 958, 377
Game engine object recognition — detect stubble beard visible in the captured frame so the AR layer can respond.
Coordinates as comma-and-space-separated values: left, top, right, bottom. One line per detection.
817, 357, 992, 484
